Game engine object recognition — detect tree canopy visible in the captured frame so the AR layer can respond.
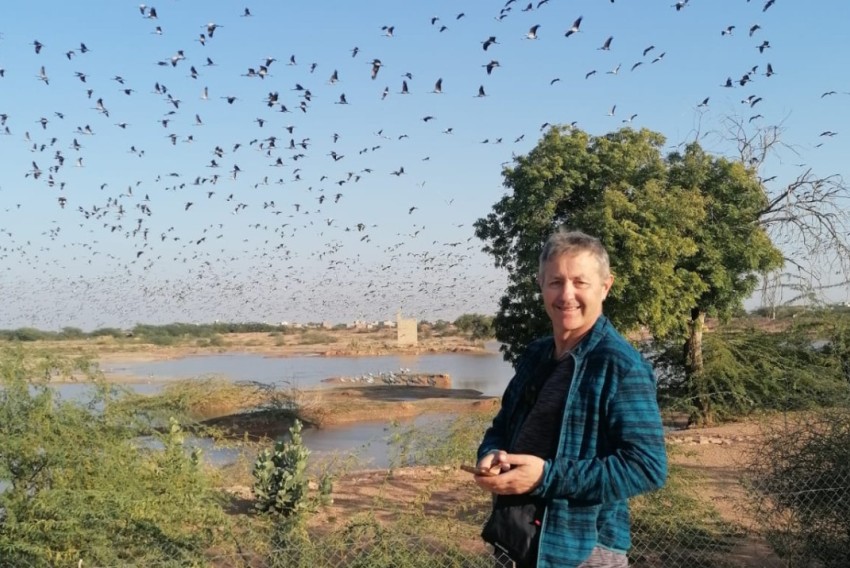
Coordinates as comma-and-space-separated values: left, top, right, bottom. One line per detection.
475, 126, 783, 363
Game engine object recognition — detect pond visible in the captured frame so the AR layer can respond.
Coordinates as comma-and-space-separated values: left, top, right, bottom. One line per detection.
55, 346, 517, 469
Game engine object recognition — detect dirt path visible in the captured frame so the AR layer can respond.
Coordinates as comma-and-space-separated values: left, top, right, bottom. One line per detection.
667, 420, 784, 567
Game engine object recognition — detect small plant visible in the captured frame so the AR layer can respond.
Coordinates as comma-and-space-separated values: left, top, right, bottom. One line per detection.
253, 419, 311, 515
318, 472, 334, 506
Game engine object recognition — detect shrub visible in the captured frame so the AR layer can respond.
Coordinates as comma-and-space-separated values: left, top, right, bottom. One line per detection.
10, 327, 48, 341
89, 327, 125, 338
653, 315, 850, 423
746, 409, 850, 567
0, 347, 234, 567
59, 326, 85, 340
253, 420, 311, 516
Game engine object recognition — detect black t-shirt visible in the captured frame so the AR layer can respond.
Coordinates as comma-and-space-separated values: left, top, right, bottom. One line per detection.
511, 355, 574, 459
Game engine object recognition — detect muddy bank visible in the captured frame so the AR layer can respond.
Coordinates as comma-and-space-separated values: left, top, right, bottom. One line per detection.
202, 382, 500, 439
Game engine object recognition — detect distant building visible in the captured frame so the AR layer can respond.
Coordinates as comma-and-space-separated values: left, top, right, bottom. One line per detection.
396, 311, 417, 346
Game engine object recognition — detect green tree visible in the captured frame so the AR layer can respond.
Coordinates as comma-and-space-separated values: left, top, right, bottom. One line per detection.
475, 126, 782, 424
666, 143, 783, 422
453, 313, 495, 340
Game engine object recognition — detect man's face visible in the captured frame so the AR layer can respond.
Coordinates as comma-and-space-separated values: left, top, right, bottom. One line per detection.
540, 251, 613, 341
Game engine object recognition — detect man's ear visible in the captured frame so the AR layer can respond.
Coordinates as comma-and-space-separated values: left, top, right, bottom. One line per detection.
602, 275, 614, 300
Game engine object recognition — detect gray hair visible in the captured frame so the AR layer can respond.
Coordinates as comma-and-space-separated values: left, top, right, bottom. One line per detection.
537, 229, 611, 284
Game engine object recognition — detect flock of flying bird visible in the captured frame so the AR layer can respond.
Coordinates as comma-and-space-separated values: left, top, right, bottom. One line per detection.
0, 0, 844, 330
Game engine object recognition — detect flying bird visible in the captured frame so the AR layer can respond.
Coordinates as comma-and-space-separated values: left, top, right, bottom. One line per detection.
524, 25, 540, 40
370, 59, 382, 79
564, 16, 582, 37
483, 60, 500, 75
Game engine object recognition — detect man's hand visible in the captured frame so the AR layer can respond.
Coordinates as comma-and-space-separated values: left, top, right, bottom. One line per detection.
474, 451, 545, 495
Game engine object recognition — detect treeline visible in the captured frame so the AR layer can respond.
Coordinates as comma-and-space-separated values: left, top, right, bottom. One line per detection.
0, 315, 500, 343
0, 322, 305, 342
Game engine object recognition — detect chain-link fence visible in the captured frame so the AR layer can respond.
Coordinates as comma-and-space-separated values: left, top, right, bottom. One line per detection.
7, 410, 850, 567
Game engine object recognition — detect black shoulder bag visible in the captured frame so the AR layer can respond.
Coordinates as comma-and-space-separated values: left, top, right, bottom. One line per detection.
481, 353, 558, 568
481, 494, 545, 567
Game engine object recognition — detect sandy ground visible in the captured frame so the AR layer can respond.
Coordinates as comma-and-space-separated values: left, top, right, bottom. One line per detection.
84, 328, 490, 363
223, 418, 786, 567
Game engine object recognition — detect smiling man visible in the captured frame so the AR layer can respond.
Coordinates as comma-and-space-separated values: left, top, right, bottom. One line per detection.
474, 229, 667, 568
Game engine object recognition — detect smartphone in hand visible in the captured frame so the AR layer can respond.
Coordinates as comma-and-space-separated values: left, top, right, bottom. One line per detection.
460, 464, 499, 476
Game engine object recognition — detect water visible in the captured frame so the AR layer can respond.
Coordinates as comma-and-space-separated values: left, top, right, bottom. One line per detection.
54, 347, 516, 469
100, 349, 513, 396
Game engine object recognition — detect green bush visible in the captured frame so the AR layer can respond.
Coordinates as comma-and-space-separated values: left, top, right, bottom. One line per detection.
253, 420, 311, 516
0, 347, 234, 567
654, 313, 850, 423
90, 327, 126, 338
9, 327, 49, 341
59, 326, 85, 340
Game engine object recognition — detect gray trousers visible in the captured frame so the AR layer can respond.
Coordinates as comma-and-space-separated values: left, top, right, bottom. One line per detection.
494, 545, 628, 567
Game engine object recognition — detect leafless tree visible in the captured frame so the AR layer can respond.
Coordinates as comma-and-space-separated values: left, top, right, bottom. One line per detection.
720, 116, 850, 305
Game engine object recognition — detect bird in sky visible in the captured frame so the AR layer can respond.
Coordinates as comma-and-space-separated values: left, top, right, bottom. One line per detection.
565, 16, 583, 37
370, 59, 382, 79
0, 0, 834, 333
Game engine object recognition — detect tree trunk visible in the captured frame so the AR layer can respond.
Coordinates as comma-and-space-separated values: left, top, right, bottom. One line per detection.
684, 308, 713, 426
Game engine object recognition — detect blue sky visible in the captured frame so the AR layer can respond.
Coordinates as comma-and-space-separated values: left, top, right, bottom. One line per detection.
0, 0, 848, 330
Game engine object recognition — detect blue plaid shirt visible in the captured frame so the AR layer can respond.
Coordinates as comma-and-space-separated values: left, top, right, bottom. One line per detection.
478, 315, 667, 567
